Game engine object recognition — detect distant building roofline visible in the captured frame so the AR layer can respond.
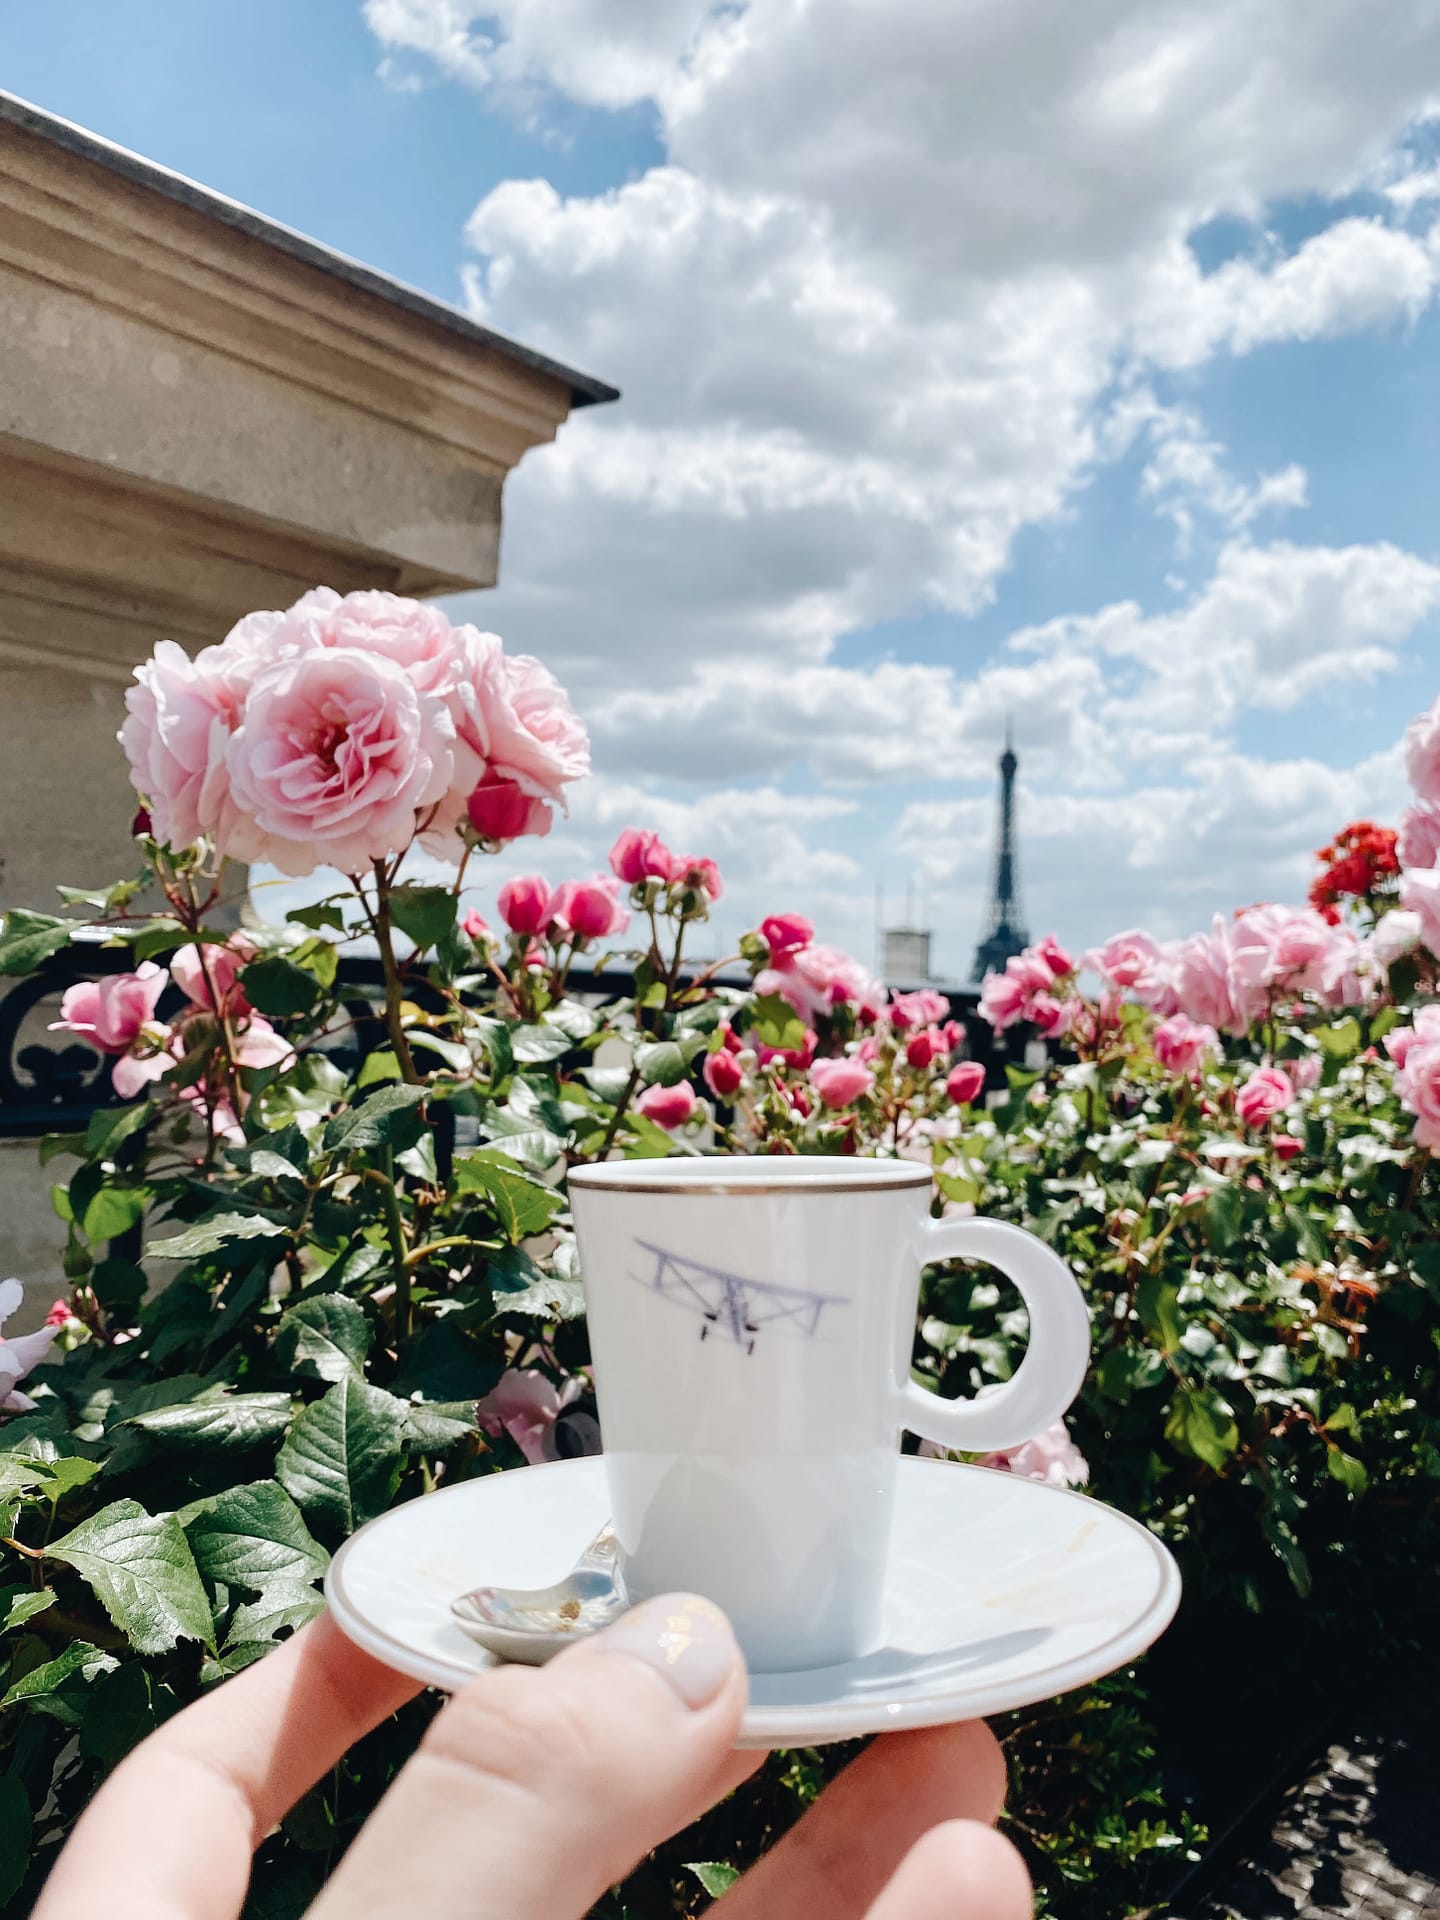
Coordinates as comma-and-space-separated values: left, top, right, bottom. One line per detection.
0, 88, 619, 411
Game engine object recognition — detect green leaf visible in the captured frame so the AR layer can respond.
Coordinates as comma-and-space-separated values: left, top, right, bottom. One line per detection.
356, 1047, 404, 1088
454, 1153, 562, 1243
479, 1110, 567, 1173
323, 1084, 428, 1156
543, 1000, 600, 1042
402, 1400, 478, 1451
0, 1584, 57, 1632
634, 1036, 705, 1085
84, 1102, 154, 1161
0, 908, 73, 975
0, 1774, 30, 1907
749, 994, 807, 1053
1136, 1277, 1183, 1355
1316, 1016, 1362, 1061
48, 1500, 214, 1654
78, 1659, 168, 1764
81, 1182, 153, 1244
274, 1295, 374, 1384
185, 1481, 329, 1589
226, 1580, 327, 1646
407, 1029, 472, 1073
686, 1862, 741, 1897
240, 956, 320, 1016
1200, 1183, 1244, 1254
126, 1392, 294, 1453
1327, 1447, 1367, 1494
493, 1268, 586, 1321
290, 900, 349, 934
148, 1212, 288, 1260
0, 1642, 118, 1724
511, 1023, 574, 1064
1163, 1387, 1240, 1472
389, 885, 457, 951
275, 1377, 407, 1531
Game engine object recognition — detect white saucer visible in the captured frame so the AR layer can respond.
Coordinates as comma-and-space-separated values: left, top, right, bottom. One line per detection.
325, 1455, 1180, 1750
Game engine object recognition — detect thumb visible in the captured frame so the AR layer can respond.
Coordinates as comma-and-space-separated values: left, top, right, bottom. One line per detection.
306, 1594, 757, 1920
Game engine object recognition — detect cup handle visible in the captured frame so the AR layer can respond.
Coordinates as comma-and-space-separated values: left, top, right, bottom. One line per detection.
895, 1216, 1091, 1453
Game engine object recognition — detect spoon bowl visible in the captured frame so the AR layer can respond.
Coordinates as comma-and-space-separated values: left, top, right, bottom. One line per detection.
450, 1524, 628, 1665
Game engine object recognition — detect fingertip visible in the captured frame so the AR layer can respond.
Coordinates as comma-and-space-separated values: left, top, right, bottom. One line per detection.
867, 1717, 1009, 1824
872, 1819, 1033, 1920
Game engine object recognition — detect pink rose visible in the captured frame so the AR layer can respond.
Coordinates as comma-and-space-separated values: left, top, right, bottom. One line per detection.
461, 909, 491, 944
1174, 919, 1241, 1033
1028, 993, 1072, 1038
672, 854, 723, 901
636, 1081, 697, 1130
466, 771, 553, 843
1366, 909, 1423, 971
1274, 1134, 1303, 1162
1235, 1065, 1295, 1128
497, 876, 554, 936
763, 945, 879, 1021
978, 966, 1030, 1031
52, 964, 167, 1054
230, 1015, 295, 1073
976, 1419, 1088, 1489
905, 1028, 951, 1071
1398, 801, 1440, 872
609, 829, 678, 886
1088, 929, 1176, 1010
889, 989, 950, 1031
759, 913, 813, 957
223, 647, 454, 876
1388, 1007, 1440, 1150
703, 1048, 745, 1099
756, 1026, 818, 1071
1152, 1013, 1219, 1075
490, 651, 591, 804
476, 1367, 581, 1466
170, 940, 256, 1015
550, 876, 629, 942
1404, 690, 1440, 804
810, 1057, 875, 1109
0, 1279, 62, 1414
1400, 864, 1440, 957
119, 641, 238, 850
1230, 905, 1357, 1012
301, 589, 463, 701
947, 1060, 986, 1105
1033, 934, 1075, 979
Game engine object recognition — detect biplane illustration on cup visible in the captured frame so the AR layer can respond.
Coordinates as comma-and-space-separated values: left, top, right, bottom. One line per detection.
568, 1154, 1091, 1671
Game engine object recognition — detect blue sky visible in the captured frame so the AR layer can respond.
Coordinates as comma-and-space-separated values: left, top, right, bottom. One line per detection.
9, 3, 1440, 974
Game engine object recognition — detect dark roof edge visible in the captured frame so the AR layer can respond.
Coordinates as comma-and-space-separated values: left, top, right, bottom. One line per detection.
0, 88, 619, 409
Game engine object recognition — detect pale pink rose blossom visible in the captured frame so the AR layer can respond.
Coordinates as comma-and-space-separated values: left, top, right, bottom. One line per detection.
1088, 930, 1172, 1002
170, 940, 256, 1014
476, 1368, 582, 1467
765, 945, 879, 1021
810, 1057, 875, 1108
889, 989, 951, 1031
1385, 1004, 1440, 1074
975, 1419, 1089, 1488
230, 1017, 296, 1073
1366, 910, 1423, 971
1386, 1007, 1440, 1150
609, 828, 678, 886
671, 854, 723, 901
635, 1082, 698, 1130
550, 876, 629, 942
978, 966, 1031, 1031
1398, 801, 1440, 872
1403, 690, 1440, 804
1152, 1012, 1219, 1075
223, 648, 454, 875
946, 1060, 986, 1105
0, 1279, 63, 1415
1028, 993, 1073, 1038
497, 876, 554, 936
1400, 864, 1440, 957
1173, 919, 1240, 1033
1235, 1066, 1295, 1128
51, 964, 167, 1054
1288, 1054, 1322, 1091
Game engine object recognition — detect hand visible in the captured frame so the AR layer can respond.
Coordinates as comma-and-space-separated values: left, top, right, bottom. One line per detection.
34, 1595, 1031, 1920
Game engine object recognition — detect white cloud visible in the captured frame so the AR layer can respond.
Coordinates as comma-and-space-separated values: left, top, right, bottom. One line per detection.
371, 0, 1440, 967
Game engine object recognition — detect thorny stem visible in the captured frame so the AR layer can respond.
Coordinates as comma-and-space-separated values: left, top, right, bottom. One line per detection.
369, 860, 422, 1085
379, 1146, 412, 1342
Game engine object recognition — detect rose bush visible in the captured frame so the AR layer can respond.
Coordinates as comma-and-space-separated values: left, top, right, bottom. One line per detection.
0, 592, 1437, 1917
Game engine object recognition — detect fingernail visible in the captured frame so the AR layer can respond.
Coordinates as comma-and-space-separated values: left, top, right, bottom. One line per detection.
593, 1593, 740, 1708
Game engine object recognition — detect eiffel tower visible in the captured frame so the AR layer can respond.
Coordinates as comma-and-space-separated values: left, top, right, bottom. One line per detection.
972, 727, 1029, 983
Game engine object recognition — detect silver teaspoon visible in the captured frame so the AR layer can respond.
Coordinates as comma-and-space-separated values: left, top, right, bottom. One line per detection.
450, 1524, 628, 1666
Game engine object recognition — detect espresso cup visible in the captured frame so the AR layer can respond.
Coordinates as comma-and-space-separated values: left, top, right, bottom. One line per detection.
568, 1155, 1091, 1672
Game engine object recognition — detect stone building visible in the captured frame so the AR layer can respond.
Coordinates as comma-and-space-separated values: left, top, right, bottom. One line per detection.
0, 90, 615, 1298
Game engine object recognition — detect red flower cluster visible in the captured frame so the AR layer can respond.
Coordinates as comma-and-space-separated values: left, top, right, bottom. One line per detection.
1308, 820, 1399, 925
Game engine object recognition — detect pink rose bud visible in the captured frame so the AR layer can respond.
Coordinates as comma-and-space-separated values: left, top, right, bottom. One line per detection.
947, 1060, 986, 1105
635, 1081, 697, 1130
785, 1081, 812, 1117
1235, 1065, 1295, 1129
550, 876, 629, 942
905, 1028, 951, 1071
1034, 933, 1074, 978
496, 876, 554, 937
810, 1057, 875, 1109
1274, 1134, 1303, 1161
759, 913, 813, 956
703, 1048, 745, 1099
718, 1022, 742, 1054
44, 1298, 75, 1328
1152, 1013, 1219, 1075
673, 854, 723, 900
466, 771, 553, 843
461, 908, 491, 943
609, 828, 677, 886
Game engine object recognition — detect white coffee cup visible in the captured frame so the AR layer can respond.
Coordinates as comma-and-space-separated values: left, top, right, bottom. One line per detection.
568, 1154, 1091, 1672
